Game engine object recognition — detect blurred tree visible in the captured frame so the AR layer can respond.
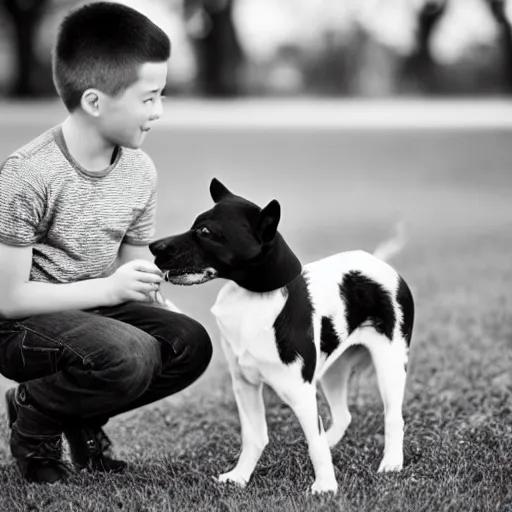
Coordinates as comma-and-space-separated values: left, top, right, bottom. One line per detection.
1, 0, 50, 96
485, 0, 512, 91
184, 0, 244, 96
400, 0, 448, 93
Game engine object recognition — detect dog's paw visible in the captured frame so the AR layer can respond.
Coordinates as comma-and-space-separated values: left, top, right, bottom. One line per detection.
377, 457, 403, 473
217, 470, 248, 487
311, 479, 338, 495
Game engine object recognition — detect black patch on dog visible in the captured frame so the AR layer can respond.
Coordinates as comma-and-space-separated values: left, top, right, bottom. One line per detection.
320, 316, 340, 357
273, 273, 316, 383
396, 275, 414, 346
339, 271, 395, 340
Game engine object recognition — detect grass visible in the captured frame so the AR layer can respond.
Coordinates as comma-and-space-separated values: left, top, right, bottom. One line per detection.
0, 114, 512, 511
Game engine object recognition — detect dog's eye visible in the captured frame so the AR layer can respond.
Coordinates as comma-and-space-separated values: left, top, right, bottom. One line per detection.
196, 227, 212, 237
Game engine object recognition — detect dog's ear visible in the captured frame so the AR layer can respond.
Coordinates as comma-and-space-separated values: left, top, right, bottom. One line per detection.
257, 200, 280, 244
210, 178, 233, 203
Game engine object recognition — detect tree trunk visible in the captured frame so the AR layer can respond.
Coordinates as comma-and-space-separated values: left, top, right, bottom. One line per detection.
186, 0, 244, 96
400, 0, 448, 94
486, 0, 512, 92
2, 0, 49, 97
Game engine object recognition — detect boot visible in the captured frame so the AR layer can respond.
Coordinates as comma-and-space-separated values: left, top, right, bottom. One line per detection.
64, 425, 127, 473
6, 386, 71, 483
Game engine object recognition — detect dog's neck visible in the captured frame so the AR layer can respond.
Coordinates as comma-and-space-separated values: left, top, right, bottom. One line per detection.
230, 233, 302, 293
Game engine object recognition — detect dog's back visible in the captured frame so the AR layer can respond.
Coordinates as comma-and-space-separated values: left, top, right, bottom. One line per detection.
213, 250, 413, 384
304, 250, 412, 379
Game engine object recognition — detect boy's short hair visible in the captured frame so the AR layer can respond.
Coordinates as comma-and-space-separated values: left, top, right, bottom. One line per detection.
53, 1, 171, 112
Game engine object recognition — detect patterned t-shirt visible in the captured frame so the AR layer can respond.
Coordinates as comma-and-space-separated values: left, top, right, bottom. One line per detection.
0, 125, 157, 283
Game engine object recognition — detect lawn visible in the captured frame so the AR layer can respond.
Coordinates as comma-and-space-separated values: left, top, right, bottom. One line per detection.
0, 106, 511, 511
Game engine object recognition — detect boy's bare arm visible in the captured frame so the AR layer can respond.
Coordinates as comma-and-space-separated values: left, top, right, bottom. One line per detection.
118, 242, 153, 266
0, 243, 163, 320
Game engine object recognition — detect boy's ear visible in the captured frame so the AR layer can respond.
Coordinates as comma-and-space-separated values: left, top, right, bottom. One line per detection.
257, 200, 281, 244
210, 178, 234, 203
81, 89, 100, 117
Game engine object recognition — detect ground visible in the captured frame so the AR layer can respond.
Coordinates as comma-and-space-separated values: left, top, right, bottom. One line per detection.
0, 100, 510, 511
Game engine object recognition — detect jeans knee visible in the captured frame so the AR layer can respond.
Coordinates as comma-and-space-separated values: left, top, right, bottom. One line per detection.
110, 355, 154, 398
191, 321, 213, 375
91, 334, 160, 399
175, 316, 212, 377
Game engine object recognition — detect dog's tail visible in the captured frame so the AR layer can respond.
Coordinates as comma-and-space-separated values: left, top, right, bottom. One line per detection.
372, 221, 406, 262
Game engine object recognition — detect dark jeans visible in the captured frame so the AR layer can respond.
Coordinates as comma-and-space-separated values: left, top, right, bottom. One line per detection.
0, 301, 212, 433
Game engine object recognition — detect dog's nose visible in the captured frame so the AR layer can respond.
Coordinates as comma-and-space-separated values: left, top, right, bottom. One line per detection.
149, 239, 166, 255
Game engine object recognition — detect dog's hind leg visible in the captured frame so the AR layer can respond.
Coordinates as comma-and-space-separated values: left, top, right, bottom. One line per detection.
364, 329, 408, 472
274, 380, 338, 494
320, 346, 370, 448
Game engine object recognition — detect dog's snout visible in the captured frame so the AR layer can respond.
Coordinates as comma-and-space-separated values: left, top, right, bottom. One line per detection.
149, 239, 167, 255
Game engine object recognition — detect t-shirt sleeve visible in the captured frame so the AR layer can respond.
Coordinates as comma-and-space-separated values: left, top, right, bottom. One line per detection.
0, 156, 45, 247
122, 154, 157, 246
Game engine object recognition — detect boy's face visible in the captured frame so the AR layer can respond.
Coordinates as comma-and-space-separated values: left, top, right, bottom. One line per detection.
98, 62, 168, 149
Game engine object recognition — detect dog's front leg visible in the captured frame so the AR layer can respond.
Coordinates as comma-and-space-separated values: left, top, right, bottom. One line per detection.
218, 372, 268, 487
279, 383, 338, 494
217, 338, 268, 487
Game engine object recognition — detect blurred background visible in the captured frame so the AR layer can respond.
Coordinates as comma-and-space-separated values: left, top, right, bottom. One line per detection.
1, 0, 512, 98
0, 0, 512, 409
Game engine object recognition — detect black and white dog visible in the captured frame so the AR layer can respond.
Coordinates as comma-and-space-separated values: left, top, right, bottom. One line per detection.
149, 179, 414, 495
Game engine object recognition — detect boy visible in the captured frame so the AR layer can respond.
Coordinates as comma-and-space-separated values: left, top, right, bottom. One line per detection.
0, 2, 212, 483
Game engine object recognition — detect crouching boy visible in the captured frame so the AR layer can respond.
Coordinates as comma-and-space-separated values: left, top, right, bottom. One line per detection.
0, 2, 212, 483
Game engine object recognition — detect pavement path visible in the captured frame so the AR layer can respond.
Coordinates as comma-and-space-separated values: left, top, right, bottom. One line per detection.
1, 98, 512, 129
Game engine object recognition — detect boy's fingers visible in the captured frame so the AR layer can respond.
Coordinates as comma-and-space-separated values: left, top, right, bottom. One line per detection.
136, 278, 161, 289
135, 272, 163, 285
129, 259, 163, 275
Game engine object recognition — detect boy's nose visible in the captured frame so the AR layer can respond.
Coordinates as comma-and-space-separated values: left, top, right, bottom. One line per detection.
150, 96, 163, 121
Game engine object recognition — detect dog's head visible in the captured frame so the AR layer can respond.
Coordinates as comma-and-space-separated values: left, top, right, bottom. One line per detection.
149, 178, 302, 292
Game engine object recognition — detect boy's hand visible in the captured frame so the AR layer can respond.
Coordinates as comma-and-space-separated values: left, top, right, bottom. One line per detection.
105, 259, 163, 305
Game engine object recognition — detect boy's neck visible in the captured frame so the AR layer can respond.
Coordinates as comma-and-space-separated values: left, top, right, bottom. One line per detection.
61, 115, 118, 173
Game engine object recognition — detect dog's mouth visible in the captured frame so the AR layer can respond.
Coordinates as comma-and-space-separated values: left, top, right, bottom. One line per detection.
162, 267, 218, 286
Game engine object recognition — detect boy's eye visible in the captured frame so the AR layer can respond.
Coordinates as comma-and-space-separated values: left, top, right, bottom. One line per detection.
144, 98, 155, 104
